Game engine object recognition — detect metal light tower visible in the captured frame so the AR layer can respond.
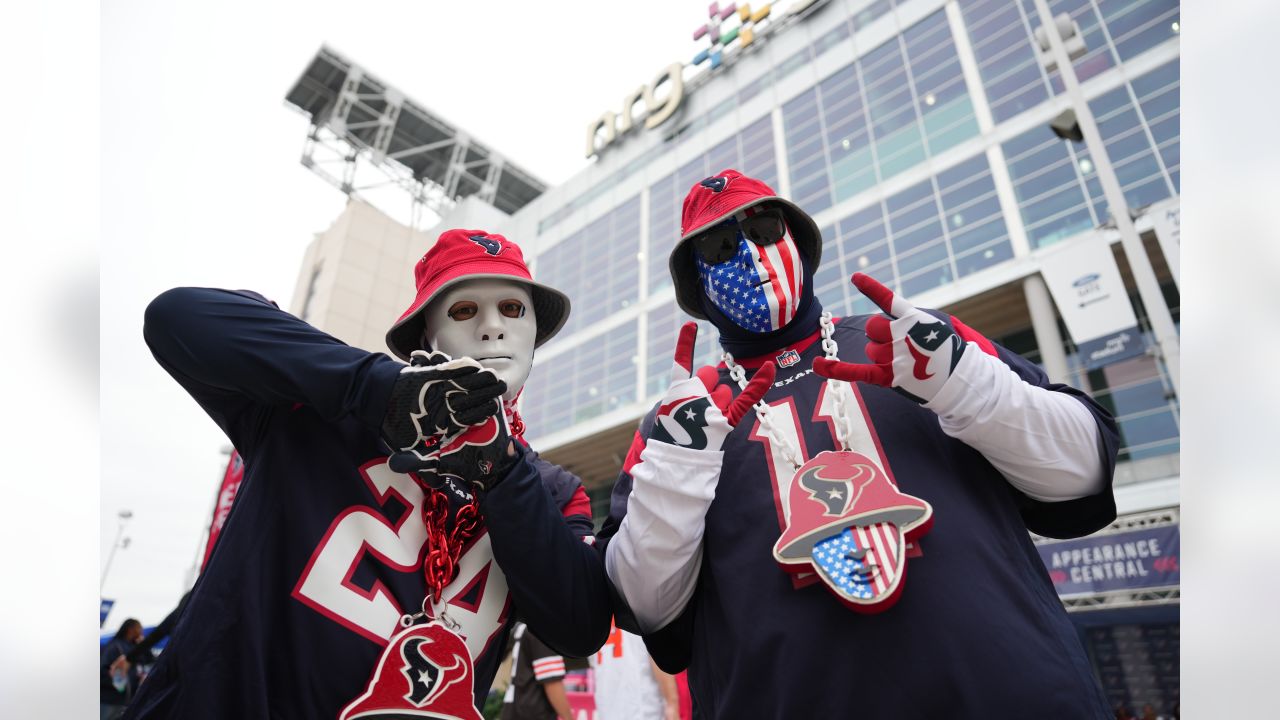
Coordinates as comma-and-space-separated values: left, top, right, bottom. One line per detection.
1030, 0, 1181, 397
284, 46, 547, 230
101, 509, 134, 594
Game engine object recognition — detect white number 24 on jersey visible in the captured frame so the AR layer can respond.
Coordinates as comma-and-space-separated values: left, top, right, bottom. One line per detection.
292, 460, 509, 660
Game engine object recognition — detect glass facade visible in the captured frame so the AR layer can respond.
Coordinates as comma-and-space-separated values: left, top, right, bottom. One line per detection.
536, 194, 641, 340
1003, 124, 1097, 248
817, 152, 1014, 310
645, 305, 720, 400
782, 9, 979, 216
959, 0, 1179, 123
521, 319, 638, 435
1004, 58, 1178, 249
522, 0, 1180, 470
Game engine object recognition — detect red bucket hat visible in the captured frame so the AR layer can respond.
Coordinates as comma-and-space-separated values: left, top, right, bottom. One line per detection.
670, 169, 823, 319
384, 229, 570, 361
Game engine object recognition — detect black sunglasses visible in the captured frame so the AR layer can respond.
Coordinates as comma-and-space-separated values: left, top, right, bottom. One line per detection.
692, 208, 788, 265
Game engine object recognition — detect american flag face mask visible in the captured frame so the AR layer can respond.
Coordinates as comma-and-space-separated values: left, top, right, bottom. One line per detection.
694, 206, 804, 333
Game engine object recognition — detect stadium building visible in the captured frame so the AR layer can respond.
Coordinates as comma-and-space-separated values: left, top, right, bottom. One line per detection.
283, 0, 1180, 712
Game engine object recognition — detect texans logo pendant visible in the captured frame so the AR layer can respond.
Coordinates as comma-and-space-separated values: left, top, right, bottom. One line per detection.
340, 620, 483, 720
773, 450, 933, 613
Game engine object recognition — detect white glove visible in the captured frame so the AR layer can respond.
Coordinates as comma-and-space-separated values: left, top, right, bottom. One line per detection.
606, 322, 775, 631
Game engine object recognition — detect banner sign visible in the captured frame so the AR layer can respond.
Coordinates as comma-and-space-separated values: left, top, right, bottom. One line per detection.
1148, 199, 1180, 289
1037, 524, 1180, 597
1039, 233, 1146, 369
101, 598, 115, 627
202, 450, 245, 572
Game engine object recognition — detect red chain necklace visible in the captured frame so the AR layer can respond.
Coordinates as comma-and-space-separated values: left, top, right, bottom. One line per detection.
421, 487, 482, 613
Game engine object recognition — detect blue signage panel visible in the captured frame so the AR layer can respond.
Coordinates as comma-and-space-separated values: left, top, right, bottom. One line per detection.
100, 598, 115, 627
1076, 325, 1147, 369
1037, 525, 1179, 596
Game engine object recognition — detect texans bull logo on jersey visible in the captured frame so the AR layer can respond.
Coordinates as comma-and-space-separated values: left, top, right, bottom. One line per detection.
339, 621, 483, 720
772, 451, 933, 613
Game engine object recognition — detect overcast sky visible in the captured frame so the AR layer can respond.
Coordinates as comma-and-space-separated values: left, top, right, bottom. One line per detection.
5, 0, 1280, 715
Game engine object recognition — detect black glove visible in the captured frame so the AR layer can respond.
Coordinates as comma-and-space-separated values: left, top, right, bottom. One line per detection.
427, 400, 519, 491
382, 350, 507, 473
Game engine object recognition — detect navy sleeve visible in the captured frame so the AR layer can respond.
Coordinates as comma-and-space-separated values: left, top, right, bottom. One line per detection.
988, 339, 1120, 539
143, 287, 403, 453
641, 604, 695, 674
481, 444, 612, 658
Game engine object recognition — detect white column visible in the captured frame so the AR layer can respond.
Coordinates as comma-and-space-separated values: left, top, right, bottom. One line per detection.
1023, 273, 1072, 385
771, 106, 792, 197
947, 0, 1033, 260
946, 0, 995, 133
636, 188, 651, 401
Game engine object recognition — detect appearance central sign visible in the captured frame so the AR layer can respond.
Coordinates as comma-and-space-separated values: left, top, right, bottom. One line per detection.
1037, 524, 1180, 597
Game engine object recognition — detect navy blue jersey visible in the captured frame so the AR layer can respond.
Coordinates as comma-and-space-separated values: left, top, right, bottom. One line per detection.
600, 315, 1118, 720
128, 288, 610, 719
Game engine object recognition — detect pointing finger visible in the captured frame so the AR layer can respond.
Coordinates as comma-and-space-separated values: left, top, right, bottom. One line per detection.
671, 322, 698, 382
851, 273, 913, 319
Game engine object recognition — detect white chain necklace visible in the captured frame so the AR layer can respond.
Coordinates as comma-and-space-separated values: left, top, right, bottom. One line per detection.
723, 312, 856, 469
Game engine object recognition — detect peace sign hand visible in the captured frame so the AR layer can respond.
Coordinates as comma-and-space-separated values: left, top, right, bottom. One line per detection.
650, 322, 775, 450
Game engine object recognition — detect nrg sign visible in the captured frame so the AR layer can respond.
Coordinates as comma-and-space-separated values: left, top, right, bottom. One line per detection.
584, 63, 685, 159
585, 1, 820, 158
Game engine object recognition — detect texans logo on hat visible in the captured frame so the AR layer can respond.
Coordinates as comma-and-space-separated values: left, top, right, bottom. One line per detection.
467, 234, 503, 256
699, 175, 730, 192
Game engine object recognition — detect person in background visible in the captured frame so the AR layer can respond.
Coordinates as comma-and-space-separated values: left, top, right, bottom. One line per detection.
501, 622, 572, 720
591, 620, 679, 720
117, 590, 193, 671
101, 618, 143, 719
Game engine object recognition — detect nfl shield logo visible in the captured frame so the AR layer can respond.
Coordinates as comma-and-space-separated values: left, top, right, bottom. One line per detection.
776, 349, 801, 368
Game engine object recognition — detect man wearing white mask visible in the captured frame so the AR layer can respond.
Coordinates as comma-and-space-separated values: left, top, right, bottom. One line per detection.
128, 229, 612, 720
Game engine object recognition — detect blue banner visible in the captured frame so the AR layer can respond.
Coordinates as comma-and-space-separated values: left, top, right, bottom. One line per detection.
100, 598, 115, 627
1037, 525, 1179, 596
1076, 326, 1147, 369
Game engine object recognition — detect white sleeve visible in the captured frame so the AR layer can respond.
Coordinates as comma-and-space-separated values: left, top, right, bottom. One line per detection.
605, 440, 722, 633
925, 345, 1106, 502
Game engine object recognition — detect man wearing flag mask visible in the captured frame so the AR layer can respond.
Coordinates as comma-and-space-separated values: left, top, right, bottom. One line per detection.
127, 230, 613, 720
599, 170, 1120, 719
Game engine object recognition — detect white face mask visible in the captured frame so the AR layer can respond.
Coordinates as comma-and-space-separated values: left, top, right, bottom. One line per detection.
423, 278, 537, 401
